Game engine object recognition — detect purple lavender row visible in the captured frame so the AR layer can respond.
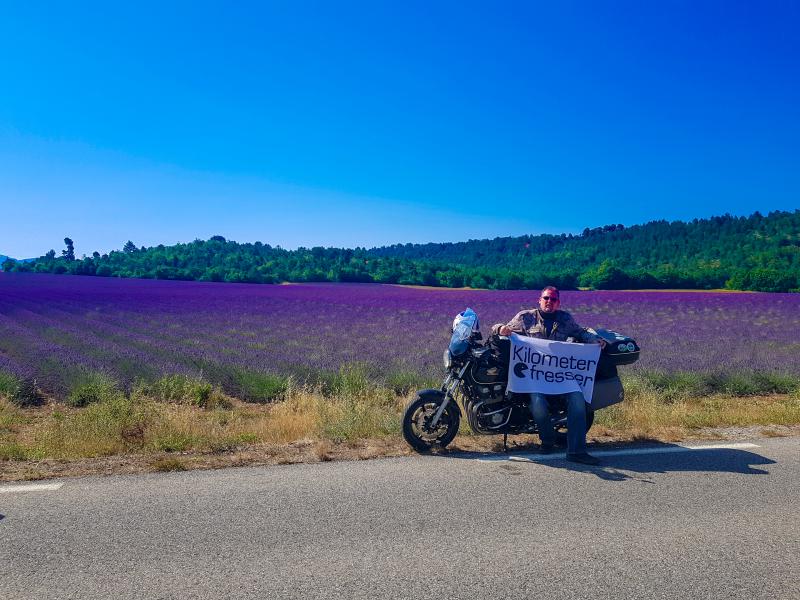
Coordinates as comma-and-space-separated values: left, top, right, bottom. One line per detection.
1, 273, 798, 396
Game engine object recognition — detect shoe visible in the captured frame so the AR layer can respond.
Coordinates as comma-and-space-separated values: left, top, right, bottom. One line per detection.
566, 452, 601, 466
539, 443, 554, 455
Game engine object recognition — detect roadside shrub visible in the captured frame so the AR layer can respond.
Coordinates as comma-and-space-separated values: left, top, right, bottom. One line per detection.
16, 379, 46, 408
235, 370, 288, 403
66, 372, 121, 407
328, 363, 371, 400
133, 374, 231, 409
0, 371, 20, 398
722, 373, 763, 396
640, 371, 712, 401
18, 379, 45, 407
745, 372, 799, 395
384, 370, 425, 395
0, 373, 45, 408
712, 371, 800, 396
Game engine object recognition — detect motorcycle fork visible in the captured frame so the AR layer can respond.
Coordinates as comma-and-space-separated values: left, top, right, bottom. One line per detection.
430, 361, 469, 427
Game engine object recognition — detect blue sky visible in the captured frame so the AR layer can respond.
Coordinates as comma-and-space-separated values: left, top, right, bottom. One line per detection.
1, 1, 798, 258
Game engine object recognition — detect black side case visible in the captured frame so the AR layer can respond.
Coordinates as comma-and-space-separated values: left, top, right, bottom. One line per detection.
593, 328, 641, 366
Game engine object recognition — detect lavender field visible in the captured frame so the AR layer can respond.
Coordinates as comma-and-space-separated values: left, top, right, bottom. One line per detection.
1, 273, 799, 399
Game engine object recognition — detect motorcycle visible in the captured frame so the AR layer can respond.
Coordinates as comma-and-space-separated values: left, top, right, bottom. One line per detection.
401, 308, 640, 452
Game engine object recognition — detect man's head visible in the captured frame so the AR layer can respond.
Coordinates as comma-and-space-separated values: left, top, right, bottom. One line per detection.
538, 286, 560, 313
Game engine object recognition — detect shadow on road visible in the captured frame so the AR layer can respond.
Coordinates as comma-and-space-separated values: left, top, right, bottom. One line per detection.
443, 441, 777, 481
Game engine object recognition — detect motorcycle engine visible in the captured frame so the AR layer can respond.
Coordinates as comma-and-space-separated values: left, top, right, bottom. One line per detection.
470, 360, 506, 403
475, 403, 512, 430
472, 382, 506, 402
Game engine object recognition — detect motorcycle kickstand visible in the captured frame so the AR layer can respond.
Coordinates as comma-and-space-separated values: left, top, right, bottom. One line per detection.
503, 433, 509, 452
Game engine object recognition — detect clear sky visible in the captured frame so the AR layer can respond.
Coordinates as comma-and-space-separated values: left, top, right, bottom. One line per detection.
1, 1, 798, 258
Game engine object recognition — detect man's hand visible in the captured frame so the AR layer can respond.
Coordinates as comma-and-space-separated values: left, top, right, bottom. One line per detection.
499, 325, 512, 336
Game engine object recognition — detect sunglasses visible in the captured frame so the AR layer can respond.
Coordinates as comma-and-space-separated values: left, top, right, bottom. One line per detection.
541, 296, 559, 301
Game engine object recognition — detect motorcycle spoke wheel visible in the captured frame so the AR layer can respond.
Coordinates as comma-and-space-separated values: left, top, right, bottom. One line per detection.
402, 396, 460, 452
410, 403, 452, 442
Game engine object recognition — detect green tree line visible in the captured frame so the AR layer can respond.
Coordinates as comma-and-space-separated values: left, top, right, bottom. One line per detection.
3, 211, 800, 292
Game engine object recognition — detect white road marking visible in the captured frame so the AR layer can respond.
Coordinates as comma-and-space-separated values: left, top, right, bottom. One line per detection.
0, 482, 64, 494
476, 442, 761, 463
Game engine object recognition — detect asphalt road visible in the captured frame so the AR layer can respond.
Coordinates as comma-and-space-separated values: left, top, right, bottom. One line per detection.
2, 438, 799, 600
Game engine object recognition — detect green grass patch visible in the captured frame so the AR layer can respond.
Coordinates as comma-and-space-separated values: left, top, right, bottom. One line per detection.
0, 371, 20, 398
318, 393, 400, 442
723, 371, 799, 395
328, 363, 372, 399
636, 370, 800, 400
384, 370, 428, 395
0, 441, 29, 461
150, 431, 198, 452
66, 372, 122, 407
316, 365, 401, 442
234, 370, 289, 403
133, 374, 232, 409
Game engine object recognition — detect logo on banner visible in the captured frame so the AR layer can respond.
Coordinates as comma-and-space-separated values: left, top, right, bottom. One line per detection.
507, 334, 601, 403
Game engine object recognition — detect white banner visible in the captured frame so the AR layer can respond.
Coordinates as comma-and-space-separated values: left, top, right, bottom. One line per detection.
507, 334, 601, 403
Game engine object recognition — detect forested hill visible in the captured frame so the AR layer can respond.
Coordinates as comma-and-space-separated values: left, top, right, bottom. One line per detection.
3, 210, 799, 292
369, 210, 800, 291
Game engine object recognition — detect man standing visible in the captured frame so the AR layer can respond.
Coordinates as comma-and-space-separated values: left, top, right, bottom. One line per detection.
497, 286, 605, 465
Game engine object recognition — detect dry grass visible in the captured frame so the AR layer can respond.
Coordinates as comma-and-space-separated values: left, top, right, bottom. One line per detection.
1, 371, 799, 477
0, 376, 409, 464
151, 457, 188, 472
593, 379, 800, 440
0, 398, 27, 431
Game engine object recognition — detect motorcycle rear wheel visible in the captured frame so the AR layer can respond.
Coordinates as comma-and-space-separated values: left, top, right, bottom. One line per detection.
402, 394, 460, 452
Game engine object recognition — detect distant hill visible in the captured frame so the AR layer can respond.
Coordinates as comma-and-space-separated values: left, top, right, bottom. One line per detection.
4, 210, 800, 292
368, 210, 800, 291
0, 255, 35, 271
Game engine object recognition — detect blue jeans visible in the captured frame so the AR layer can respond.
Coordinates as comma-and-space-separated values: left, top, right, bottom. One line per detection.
529, 391, 587, 454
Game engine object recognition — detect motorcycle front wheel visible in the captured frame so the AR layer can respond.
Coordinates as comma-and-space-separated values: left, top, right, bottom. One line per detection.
402, 394, 460, 452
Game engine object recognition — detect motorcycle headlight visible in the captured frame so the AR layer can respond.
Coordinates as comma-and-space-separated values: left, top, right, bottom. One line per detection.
443, 349, 453, 369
